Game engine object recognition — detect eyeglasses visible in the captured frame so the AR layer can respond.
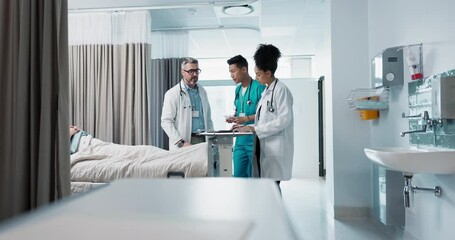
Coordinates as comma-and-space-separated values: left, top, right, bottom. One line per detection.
183, 69, 202, 75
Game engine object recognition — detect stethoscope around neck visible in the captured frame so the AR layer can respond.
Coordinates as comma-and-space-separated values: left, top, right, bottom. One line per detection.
179, 80, 199, 96
178, 81, 195, 110
234, 79, 253, 112
266, 79, 278, 113
235, 79, 253, 105
179, 81, 186, 96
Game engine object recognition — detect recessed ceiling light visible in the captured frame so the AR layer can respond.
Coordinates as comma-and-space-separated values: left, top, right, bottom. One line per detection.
222, 5, 254, 16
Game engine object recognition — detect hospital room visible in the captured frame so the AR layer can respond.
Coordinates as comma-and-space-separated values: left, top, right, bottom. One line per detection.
1, 0, 455, 239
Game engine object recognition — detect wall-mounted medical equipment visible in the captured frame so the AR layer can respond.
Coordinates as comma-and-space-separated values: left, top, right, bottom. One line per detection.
371, 47, 404, 88
404, 44, 423, 81
347, 87, 389, 120
431, 75, 455, 119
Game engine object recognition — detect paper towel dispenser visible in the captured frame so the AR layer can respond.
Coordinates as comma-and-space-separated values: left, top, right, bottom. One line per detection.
371, 47, 404, 88
432, 75, 455, 119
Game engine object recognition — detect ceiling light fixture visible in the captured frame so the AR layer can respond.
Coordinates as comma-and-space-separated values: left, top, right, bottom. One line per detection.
222, 5, 254, 16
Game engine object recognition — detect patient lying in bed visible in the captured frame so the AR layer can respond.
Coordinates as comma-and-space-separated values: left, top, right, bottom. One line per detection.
69, 126, 208, 185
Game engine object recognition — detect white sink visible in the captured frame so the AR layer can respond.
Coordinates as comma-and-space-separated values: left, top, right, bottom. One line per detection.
364, 147, 455, 174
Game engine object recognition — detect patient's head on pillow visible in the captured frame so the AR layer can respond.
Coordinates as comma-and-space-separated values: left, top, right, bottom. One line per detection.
70, 125, 80, 137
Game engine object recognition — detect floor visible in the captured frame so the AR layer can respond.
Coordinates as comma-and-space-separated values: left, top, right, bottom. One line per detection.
280, 178, 395, 240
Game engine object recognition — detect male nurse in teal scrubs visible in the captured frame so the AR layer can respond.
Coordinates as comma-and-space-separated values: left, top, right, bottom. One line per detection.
226, 55, 266, 177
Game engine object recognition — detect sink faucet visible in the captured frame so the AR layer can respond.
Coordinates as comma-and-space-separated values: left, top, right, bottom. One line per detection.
400, 125, 426, 137
400, 111, 430, 137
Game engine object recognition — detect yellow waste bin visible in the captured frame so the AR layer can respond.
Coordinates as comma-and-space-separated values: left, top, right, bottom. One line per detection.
358, 110, 379, 120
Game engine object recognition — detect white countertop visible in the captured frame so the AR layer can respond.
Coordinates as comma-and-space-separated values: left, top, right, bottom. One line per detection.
0, 178, 297, 240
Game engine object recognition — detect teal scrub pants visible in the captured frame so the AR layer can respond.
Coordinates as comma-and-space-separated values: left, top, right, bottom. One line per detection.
233, 143, 253, 177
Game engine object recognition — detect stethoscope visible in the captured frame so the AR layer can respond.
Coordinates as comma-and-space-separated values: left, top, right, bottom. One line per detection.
179, 81, 193, 110
179, 81, 186, 97
267, 79, 278, 112
234, 79, 253, 113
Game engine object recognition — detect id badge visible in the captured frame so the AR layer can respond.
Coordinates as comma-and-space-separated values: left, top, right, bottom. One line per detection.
239, 113, 246, 117
192, 111, 200, 118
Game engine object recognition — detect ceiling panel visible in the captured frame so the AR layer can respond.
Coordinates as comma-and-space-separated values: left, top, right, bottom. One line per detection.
261, 0, 308, 16
219, 17, 259, 29
223, 28, 261, 57
189, 30, 233, 58
69, 0, 328, 58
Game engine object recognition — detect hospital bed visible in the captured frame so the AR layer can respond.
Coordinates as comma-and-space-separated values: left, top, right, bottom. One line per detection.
70, 131, 254, 194
70, 135, 208, 194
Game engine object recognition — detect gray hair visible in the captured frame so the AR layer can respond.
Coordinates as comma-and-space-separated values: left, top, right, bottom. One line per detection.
181, 57, 198, 69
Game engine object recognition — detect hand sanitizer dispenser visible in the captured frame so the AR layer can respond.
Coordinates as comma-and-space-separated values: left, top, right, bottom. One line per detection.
371, 47, 404, 88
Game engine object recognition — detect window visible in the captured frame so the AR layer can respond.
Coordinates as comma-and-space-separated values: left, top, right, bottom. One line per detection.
198, 56, 313, 81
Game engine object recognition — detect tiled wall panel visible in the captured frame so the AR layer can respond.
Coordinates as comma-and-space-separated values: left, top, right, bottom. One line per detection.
408, 70, 455, 148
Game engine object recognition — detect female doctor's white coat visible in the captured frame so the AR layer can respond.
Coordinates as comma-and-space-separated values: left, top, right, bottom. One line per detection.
161, 80, 213, 150
253, 79, 294, 181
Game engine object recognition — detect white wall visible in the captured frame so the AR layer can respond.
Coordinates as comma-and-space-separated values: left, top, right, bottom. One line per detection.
313, 0, 333, 214
328, 0, 372, 217
282, 79, 319, 178
368, 0, 455, 239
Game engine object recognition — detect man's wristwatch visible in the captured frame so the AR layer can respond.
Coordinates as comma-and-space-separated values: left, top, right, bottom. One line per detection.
176, 139, 185, 148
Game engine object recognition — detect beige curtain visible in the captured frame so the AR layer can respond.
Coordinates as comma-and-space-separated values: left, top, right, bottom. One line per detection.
69, 43, 151, 145
0, 0, 70, 221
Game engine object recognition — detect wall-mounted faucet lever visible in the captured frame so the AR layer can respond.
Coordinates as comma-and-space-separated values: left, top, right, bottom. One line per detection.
422, 111, 432, 126
400, 111, 430, 137
401, 112, 422, 118
400, 125, 426, 137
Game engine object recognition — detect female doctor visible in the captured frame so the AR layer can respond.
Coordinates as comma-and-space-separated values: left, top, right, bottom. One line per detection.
235, 44, 294, 188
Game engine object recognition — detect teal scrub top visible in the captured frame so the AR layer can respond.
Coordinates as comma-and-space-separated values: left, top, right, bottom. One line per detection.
234, 78, 266, 145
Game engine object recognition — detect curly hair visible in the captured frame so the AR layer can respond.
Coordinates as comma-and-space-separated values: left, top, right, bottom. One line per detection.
253, 44, 281, 74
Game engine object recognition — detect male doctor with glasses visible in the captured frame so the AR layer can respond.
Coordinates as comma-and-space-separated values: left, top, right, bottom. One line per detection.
161, 57, 213, 150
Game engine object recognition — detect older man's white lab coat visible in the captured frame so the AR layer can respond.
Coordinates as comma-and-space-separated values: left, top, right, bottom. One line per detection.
253, 79, 294, 181
161, 80, 213, 150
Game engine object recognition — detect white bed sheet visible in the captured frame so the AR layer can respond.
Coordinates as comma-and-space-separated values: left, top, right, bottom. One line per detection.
70, 135, 208, 183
